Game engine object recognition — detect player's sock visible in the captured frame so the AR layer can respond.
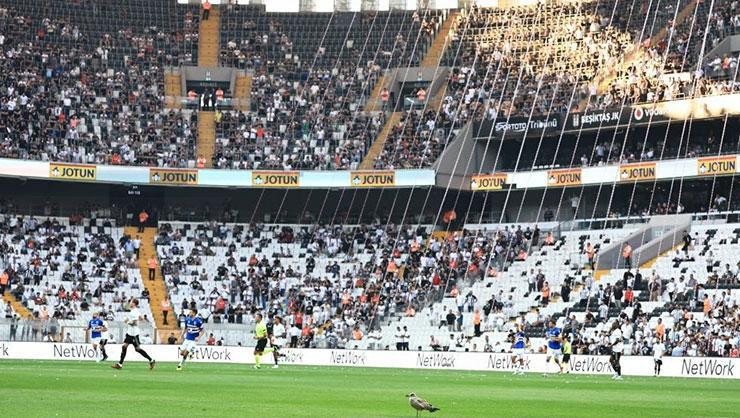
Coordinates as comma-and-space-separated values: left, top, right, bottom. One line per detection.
615, 364, 621, 376
264, 347, 274, 354
100, 343, 107, 360
135, 347, 153, 362
273, 352, 279, 365
179, 352, 187, 367
255, 354, 262, 367
118, 345, 128, 365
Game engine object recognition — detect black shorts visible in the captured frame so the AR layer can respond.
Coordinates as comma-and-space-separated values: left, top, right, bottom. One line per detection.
654, 358, 662, 365
124, 334, 141, 347
562, 354, 571, 363
610, 352, 622, 362
255, 338, 268, 352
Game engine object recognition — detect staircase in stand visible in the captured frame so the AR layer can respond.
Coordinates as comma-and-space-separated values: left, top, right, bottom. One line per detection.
364, 75, 388, 112
358, 111, 402, 170
124, 227, 176, 342
197, 111, 216, 168
164, 72, 182, 109
2, 291, 32, 318
234, 74, 253, 111
198, 6, 220, 67
420, 11, 459, 68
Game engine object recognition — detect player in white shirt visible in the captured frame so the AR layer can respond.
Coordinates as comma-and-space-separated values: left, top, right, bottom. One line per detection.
609, 321, 624, 380
653, 338, 666, 376
111, 299, 156, 370
269, 316, 287, 368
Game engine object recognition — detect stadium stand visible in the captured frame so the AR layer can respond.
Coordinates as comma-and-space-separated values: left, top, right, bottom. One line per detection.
0, 1, 734, 171
494, 118, 740, 172
373, 1, 738, 169
213, 6, 444, 170
0, 214, 155, 341
0, 0, 199, 167
537, 222, 740, 357
590, 0, 739, 110
0, 0, 737, 365
212, 107, 386, 170
374, 226, 633, 351
219, 7, 441, 70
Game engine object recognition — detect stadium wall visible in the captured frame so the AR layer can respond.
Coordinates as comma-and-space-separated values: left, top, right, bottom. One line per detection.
1, 342, 738, 379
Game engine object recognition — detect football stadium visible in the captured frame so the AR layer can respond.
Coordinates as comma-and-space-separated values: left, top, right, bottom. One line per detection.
1, 0, 739, 416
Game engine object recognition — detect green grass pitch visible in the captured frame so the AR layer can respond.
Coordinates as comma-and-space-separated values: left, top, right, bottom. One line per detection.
2, 360, 739, 417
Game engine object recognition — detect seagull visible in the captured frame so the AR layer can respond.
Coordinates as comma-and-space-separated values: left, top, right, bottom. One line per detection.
406, 393, 440, 417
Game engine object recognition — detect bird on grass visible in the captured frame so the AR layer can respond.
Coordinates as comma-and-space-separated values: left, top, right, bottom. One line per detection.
406, 393, 440, 417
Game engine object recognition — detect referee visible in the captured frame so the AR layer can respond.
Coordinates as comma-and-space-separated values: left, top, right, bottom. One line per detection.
252, 313, 275, 369
562, 337, 572, 373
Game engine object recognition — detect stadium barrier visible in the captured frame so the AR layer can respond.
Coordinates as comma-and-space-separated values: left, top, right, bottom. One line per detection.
1, 342, 738, 379
483, 154, 739, 191
0, 153, 737, 191
2, 158, 436, 189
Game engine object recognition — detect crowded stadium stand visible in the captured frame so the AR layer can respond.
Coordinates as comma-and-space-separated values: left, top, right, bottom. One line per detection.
0, 214, 155, 342
532, 221, 740, 357
0, 0, 738, 365
370, 226, 633, 350
214, 5, 445, 169
0, 0, 199, 167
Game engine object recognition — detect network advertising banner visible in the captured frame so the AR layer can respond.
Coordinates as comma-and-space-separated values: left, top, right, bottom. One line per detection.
1, 342, 738, 379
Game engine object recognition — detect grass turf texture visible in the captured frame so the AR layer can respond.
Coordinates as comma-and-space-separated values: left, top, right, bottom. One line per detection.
2, 361, 739, 417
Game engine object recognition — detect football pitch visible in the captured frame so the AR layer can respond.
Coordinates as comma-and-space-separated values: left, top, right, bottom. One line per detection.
2, 360, 739, 417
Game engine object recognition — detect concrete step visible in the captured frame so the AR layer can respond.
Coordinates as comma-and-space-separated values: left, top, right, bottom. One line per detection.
198, 8, 220, 67
123, 227, 171, 330
197, 111, 216, 168
421, 11, 459, 68
359, 111, 402, 170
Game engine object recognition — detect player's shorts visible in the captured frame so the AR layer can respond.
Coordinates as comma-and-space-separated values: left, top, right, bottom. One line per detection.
91, 336, 102, 345
547, 347, 562, 359
512, 348, 525, 359
654, 358, 662, 365
123, 334, 141, 347
562, 354, 571, 363
255, 337, 268, 352
179, 339, 197, 352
